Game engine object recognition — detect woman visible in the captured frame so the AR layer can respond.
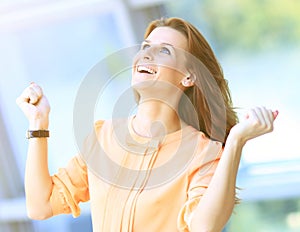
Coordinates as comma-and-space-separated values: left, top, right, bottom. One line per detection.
16, 17, 278, 232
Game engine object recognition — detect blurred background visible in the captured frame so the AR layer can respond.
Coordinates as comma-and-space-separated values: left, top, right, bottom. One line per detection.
0, 0, 299, 231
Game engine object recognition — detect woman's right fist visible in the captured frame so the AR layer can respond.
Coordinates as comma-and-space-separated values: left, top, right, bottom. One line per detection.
16, 83, 50, 130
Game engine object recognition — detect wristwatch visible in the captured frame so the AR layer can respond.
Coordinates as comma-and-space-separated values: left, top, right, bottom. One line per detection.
26, 130, 49, 139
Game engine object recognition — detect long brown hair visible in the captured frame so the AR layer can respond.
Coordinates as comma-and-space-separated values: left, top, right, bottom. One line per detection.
144, 17, 238, 144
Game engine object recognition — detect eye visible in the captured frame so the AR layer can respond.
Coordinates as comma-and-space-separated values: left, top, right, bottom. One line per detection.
160, 47, 171, 55
141, 43, 150, 50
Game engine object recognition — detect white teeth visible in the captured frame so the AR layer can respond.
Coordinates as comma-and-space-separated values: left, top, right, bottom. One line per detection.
137, 65, 157, 74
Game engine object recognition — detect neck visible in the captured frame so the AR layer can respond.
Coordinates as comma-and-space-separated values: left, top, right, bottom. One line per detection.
133, 99, 185, 138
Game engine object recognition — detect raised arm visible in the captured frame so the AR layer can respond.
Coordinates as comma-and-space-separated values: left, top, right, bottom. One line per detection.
190, 107, 278, 232
16, 83, 53, 220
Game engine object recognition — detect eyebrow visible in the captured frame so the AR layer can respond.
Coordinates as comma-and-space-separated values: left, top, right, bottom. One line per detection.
143, 39, 174, 47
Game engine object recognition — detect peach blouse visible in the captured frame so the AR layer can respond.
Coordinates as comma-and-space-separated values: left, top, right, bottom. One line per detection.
49, 118, 222, 232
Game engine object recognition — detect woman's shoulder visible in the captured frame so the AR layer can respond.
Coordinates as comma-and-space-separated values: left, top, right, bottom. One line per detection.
185, 126, 223, 167
186, 126, 223, 149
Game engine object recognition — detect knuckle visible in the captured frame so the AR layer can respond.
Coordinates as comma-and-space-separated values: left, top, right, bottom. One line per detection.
35, 85, 43, 96
251, 119, 260, 127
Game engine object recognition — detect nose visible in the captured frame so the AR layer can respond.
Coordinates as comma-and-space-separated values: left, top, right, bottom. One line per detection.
142, 46, 156, 61
143, 54, 152, 61
142, 50, 153, 61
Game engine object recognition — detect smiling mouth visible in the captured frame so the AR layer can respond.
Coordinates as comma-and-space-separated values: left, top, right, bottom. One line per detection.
137, 65, 157, 75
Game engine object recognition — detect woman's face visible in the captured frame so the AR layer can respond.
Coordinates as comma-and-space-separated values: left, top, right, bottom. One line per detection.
131, 26, 189, 89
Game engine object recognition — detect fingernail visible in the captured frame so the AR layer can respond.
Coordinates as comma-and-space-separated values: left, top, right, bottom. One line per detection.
273, 110, 279, 119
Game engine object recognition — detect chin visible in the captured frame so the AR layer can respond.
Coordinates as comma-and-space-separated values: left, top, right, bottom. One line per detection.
132, 78, 165, 99
131, 79, 157, 91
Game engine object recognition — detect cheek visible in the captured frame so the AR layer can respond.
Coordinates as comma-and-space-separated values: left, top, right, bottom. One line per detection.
159, 67, 185, 83
157, 55, 188, 78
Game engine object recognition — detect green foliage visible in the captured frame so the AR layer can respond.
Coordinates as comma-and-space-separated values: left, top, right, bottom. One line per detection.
227, 198, 300, 232
166, 0, 300, 54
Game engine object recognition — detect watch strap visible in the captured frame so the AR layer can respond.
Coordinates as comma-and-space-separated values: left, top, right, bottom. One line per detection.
26, 130, 49, 139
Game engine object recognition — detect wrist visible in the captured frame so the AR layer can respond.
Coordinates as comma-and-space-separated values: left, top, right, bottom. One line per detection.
224, 132, 245, 163
29, 119, 49, 130
226, 129, 247, 147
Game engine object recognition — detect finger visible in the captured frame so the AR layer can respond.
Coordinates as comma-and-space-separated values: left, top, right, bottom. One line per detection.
29, 83, 44, 104
246, 108, 278, 121
27, 86, 40, 104
245, 108, 259, 123
261, 107, 278, 122
16, 89, 35, 115
261, 107, 273, 124
16, 87, 30, 106
257, 107, 278, 123
245, 107, 269, 133
261, 107, 274, 130
272, 110, 279, 120
16, 85, 38, 106
260, 107, 274, 132
253, 107, 267, 125
245, 107, 258, 120
30, 82, 43, 97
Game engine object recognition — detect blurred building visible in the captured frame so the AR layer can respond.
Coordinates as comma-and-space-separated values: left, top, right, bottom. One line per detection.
0, 0, 299, 231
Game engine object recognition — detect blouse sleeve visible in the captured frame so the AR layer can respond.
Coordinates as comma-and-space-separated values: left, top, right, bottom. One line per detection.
177, 140, 223, 231
49, 120, 105, 218
49, 155, 90, 218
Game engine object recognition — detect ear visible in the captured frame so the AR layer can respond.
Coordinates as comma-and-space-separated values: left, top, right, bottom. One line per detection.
181, 74, 195, 87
